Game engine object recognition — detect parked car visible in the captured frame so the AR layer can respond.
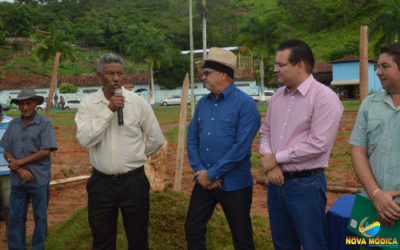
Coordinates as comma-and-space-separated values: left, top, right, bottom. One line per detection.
36, 101, 47, 111
0, 103, 10, 111
64, 100, 80, 110
160, 95, 191, 106
252, 90, 275, 102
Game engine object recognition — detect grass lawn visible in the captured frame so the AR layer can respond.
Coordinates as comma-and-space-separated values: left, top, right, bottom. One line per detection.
44, 189, 273, 250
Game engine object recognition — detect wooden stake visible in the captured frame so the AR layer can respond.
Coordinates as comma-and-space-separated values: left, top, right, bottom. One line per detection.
360, 26, 369, 102
45, 52, 61, 117
50, 175, 90, 186
174, 73, 190, 191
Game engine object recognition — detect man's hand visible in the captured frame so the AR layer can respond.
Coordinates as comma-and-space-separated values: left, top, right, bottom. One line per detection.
207, 179, 222, 190
16, 168, 35, 183
8, 158, 21, 171
373, 190, 400, 227
4, 151, 16, 165
266, 166, 285, 186
260, 153, 279, 174
194, 170, 212, 188
108, 93, 125, 112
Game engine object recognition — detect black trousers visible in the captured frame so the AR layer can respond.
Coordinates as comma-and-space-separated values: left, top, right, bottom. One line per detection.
87, 167, 150, 250
185, 183, 255, 250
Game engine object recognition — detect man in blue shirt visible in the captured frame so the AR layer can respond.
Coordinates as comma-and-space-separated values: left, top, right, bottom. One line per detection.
0, 105, 12, 242
185, 47, 261, 249
0, 88, 58, 250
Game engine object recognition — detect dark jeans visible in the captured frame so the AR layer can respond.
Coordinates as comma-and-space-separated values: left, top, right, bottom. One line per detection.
268, 173, 328, 250
185, 183, 254, 250
8, 184, 50, 250
87, 167, 150, 250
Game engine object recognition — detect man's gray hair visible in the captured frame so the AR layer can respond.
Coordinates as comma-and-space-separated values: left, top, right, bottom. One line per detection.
97, 53, 124, 73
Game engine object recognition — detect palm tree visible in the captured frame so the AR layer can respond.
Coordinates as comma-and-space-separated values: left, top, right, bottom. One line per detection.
126, 23, 172, 105
369, 0, 400, 53
238, 15, 283, 100
31, 25, 75, 111
32, 25, 75, 66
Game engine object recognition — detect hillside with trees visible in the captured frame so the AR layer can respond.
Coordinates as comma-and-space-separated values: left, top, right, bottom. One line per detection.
0, 0, 395, 88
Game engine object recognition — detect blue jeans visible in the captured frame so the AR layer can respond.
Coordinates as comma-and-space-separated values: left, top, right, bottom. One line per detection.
267, 173, 328, 250
8, 184, 49, 250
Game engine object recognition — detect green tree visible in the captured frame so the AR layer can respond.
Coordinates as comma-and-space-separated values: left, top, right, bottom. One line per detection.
59, 82, 78, 93
0, 3, 35, 37
31, 25, 75, 65
369, 0, 400, 53
155, 52, 190, 89
238, 14, 285, 99
126, 23, 173, 104
0, 18, 5, 44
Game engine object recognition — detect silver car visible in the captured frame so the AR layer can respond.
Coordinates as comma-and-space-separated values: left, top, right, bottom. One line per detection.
161, 95, 191, 106
64, 100, 80, 110
36, 101, 47, 111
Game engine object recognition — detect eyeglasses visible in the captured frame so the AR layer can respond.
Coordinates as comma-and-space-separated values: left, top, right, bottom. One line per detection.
274, 62, 290, 70
202, 70, 217, 77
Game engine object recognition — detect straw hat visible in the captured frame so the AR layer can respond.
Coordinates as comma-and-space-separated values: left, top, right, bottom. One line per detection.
197, 47, 242, 78
11, 88, 44, 105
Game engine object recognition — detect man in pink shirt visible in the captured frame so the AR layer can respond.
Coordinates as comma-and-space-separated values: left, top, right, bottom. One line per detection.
259, 40, 343, 250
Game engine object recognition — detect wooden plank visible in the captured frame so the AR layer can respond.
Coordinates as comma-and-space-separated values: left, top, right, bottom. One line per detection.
45, 52, 61, 117
50, 175, 90, 186
174, 73, 190, 191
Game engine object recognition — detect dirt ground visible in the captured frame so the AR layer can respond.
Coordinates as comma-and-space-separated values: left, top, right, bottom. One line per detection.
0, 111, 360, 249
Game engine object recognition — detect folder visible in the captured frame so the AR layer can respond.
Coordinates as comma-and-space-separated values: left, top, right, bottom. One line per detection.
347, 194, 400, 249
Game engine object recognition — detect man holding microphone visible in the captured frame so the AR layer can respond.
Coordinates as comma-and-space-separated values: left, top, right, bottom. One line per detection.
75, 53, 164, 250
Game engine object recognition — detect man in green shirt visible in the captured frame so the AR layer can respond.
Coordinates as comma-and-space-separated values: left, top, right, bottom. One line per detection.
350, 43, 400, 232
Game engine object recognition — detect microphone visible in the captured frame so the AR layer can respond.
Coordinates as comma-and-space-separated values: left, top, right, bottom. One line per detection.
114, 88, 124, 126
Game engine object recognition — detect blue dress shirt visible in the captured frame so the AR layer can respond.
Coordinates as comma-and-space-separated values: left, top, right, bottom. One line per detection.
187, 83, 261, 191
0, 113, 58, 186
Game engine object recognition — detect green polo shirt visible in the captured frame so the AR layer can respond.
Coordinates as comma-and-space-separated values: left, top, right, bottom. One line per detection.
349, 91, 400, 196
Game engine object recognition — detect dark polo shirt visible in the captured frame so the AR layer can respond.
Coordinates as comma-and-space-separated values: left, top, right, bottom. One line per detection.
0, 112, 57, 186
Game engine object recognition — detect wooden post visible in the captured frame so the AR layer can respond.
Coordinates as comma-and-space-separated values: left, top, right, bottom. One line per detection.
360, 26, 369, 102
174, 73, 189, 191
45, 52, 61, 117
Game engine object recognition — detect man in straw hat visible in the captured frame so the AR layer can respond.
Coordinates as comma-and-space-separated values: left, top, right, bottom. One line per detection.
185, 47, 260, 249
259, 40, 343, 250
0, 87, 57, 250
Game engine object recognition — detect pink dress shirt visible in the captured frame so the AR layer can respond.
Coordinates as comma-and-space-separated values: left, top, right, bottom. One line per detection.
259, 75, 343, 172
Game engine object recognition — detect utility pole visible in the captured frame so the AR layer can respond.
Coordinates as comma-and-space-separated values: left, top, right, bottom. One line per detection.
202, 0, 207, 60
189, 0, 195, 117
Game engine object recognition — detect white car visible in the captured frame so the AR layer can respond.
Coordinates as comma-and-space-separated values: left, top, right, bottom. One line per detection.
36, 101, 47, 111
252, 90, 275, 102
161, 96, 191, 106
64, 100, 80, 110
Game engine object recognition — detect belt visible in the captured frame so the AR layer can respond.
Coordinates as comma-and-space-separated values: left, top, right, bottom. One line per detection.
93, 166, 144, 180
282, 168, 324, 179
